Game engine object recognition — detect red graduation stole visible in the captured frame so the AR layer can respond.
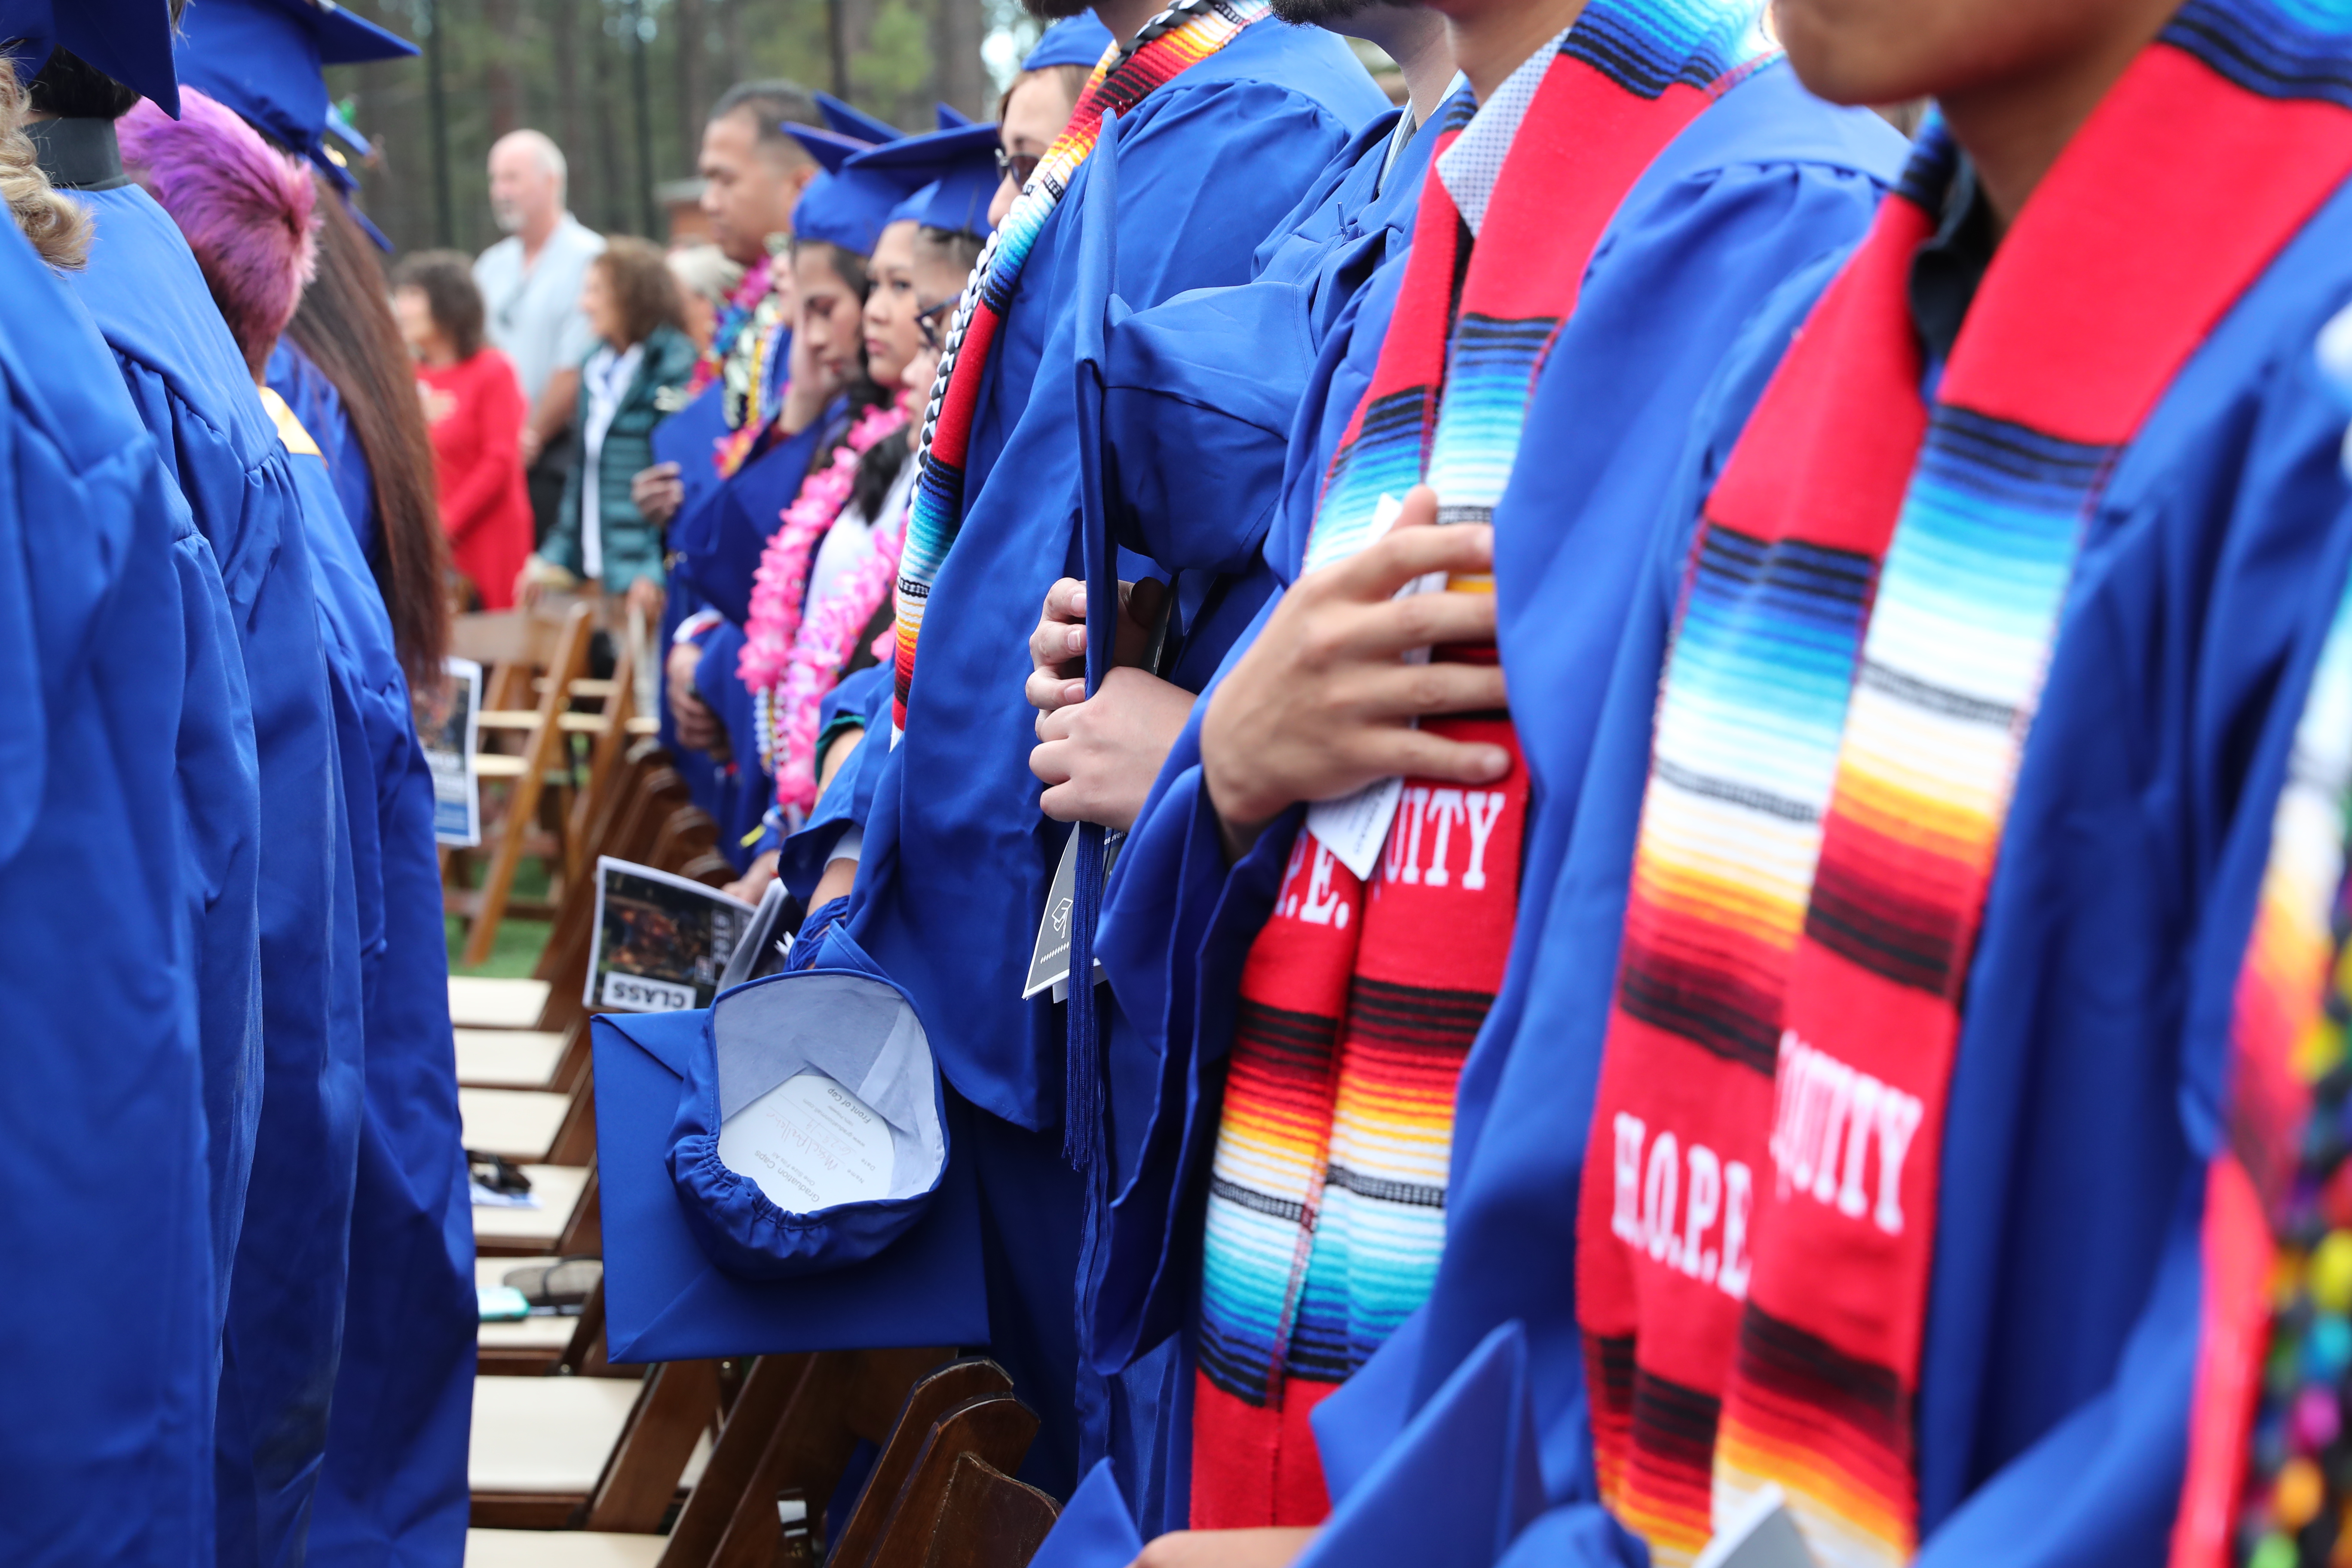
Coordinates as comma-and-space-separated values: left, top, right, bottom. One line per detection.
1191, 9, 1776, 1530
1574, 19, 2352, 1568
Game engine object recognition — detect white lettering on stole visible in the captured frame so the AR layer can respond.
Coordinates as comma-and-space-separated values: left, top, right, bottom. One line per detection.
1768, 1030, 1924, 1237
1611, 1113, 1646, 1246
1298, 841, 1351, 931
1461, 791, 1507, 891
1276, 834, 1310, 920
1421, 790, 1466, 887
1642, 1131, 1681, 1269
1400, 787, 1430, 885
1611, 1115, 1751, 1303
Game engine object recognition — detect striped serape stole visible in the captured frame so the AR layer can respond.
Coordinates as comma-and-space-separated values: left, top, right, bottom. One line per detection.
891, 0, 1269, 730
1190, 0, 1777, 1529
1576, 8, 2352, 1565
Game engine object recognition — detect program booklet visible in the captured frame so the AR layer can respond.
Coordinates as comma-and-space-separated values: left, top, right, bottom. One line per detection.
426, 656, 483, 847
586, 856, 757, 1013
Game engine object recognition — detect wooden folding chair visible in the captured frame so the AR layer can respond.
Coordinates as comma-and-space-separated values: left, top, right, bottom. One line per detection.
456, 600, 597, 968
826, 1360, 1019, 1568
474, 1161, 599, 1260
469, 1353, 720, 1529
914, 1455, 1059, 1568
854, 1393, 1041, 1568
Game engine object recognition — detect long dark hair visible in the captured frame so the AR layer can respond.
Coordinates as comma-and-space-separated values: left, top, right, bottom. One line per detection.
285, 175, 450, 687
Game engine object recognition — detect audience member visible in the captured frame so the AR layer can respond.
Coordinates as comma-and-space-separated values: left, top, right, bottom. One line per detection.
474, 128, 603, 546
666, 241, 746, 353
523, 236, 697, 626
396, 249, 534, 610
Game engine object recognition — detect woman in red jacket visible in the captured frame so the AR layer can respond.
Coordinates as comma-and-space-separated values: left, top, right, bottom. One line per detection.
392, 251, 533, 610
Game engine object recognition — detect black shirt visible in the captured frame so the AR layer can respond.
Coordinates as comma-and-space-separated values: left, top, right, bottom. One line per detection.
1907, 153, 1996, 368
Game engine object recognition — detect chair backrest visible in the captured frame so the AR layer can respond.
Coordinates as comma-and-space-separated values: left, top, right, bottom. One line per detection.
918, 1455, 1059, 1568
826, 1359, 1018, 1568
859, 1393, 1041, 1568
586, 1357, 726, 1532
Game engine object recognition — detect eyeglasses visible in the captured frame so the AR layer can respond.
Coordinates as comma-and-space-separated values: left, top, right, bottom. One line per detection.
994, 147, 1041, 191
916, 296, 955, 352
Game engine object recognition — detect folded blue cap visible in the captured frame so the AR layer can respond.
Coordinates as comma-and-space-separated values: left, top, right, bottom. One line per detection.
786, 125, 908, 256
178, 0, 415, 168
850, 120, 1001, 240
934, 101, 974, 129
1022, 12, 1114, 72
815, 90, 903, 145
0, 0, 180, 116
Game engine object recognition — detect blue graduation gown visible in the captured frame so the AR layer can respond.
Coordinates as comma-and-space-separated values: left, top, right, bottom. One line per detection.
60, 183, 362, 1568
1089, 61, 1906, 1531
275, 424, 476, 1563
0, 220, 219, 1568
266, 339, 377, 560
1312, 111, 2352, 1568
846, 25, 1384, 1495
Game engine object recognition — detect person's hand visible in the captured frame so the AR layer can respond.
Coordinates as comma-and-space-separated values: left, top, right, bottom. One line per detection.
1127, 1528, 1318, 1568
1024, 576, 1171, 717
633, 462, 686, 527
780, 320, 843, 435
1031, 667, 1194, 831
518, 423, 545, 469
666, 642, 723, 753
515, 563, 541, 610
624, 575, 665, 629
722, 850, 779, 906
1200, 485, 1507, 860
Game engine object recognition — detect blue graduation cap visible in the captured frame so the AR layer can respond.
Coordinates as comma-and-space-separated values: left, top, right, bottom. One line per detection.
848, 120, 1001, 240
0, 0, 181, 116
588, 935, 989, 1363
786, 123, 906, 256
177, 0, 415, 169
1023, 12, 1114, 72
815, 90, 903, 145
934, 101, 973, 129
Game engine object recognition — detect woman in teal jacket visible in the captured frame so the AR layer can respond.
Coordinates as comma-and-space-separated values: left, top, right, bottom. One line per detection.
527, 235, 698, 621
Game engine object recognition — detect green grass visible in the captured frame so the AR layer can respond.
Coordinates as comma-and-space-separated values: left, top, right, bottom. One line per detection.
446, 854, 556, 978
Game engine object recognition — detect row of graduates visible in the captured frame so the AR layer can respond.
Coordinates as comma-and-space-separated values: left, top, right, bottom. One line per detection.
0, 0, 473, 1562
632, 0, 2352, 1565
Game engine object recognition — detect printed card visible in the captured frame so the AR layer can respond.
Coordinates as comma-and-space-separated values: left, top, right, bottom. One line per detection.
717, 1070, 894, 1213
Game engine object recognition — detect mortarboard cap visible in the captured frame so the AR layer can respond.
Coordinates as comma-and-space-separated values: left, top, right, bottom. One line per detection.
177, 0, 415, 169
786, 123, 904, 257
0, 0, 181, 116
815, 90, 903, 145
1023, 12, 1114, 73
850, 120, 1000, 240
934, 101, 973, 129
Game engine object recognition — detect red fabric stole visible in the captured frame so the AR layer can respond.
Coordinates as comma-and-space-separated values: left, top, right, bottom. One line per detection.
1189, 34, 1756, 1531
1575, 41, 2352, 1568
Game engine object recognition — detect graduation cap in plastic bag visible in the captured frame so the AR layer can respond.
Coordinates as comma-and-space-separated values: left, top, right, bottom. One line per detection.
787, 123, 906, 257
0, 0, 181, 116
1024, 12, 1115, 72
816, 89, 904, 146
850, 120, 1002, 241
590, 921, 987, 1362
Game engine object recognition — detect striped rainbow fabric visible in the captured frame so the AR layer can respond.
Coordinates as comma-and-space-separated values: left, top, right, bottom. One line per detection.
890, 0, 1270, 730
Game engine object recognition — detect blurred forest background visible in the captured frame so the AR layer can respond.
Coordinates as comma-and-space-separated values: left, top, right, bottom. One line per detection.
326, 0, 1044, 254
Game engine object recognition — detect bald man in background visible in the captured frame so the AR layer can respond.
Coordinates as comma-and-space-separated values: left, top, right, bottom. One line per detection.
474, 128, 605, 545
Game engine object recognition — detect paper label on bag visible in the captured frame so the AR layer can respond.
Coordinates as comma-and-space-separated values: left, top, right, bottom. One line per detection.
718, 1070, 894, 1213
1303, 493, 1439, 882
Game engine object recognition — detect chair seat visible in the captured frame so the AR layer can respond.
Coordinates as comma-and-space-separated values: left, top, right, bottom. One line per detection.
461, 1088, 570, 1163
469, 1377, 642, 1494
450, 976, 552, 1030
472, 1165, 590, 1253
458, 1029, 567, 1090
463, 1528, 666, 1567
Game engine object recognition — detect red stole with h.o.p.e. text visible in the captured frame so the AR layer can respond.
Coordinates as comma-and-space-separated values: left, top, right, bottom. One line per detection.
1574, 14, 2352, 1567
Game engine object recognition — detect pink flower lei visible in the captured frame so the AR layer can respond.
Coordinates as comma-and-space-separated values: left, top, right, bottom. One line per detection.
736, 397, 910, 782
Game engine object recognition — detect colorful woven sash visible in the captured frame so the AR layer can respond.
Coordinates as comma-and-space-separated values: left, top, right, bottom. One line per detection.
889, 0, 1267, 731
1190, 2, 1774, 1530
2172, 583, 2352, 1568
1574, 9, 2352, 1565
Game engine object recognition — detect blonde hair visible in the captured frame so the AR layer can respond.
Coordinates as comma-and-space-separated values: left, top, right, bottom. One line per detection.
0, 57, 92, 270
